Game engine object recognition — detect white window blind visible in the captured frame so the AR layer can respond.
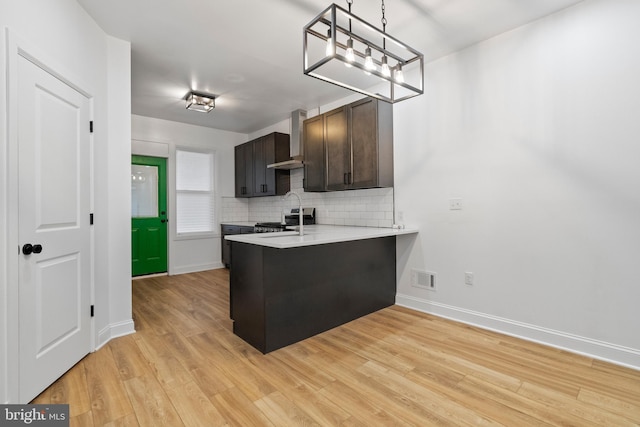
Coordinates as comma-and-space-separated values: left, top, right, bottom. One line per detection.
176, 149, 215, 234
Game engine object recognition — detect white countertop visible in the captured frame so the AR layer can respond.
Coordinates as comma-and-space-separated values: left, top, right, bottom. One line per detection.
224, 224, 418, 249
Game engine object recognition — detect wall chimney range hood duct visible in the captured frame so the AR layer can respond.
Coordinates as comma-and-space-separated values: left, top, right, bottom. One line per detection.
267, 109, 307, 170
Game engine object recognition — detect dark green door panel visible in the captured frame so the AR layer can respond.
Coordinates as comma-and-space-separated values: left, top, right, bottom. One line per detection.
131, 155, 167, 276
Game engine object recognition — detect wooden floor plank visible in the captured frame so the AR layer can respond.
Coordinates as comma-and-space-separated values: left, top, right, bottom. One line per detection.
109, 334, 152, 381
518, 381, 638, 426
123, 373, 184, 426
134, 330, 194, 391
30, 268, 640, 426
211, 387, 275, 427
83, 347, 135, 425
254, 391, 321, 426
577, 387, 640, 422
164, 381, 228, 427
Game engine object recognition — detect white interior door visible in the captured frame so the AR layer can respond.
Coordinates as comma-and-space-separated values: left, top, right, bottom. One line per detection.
17, 55, 92, 402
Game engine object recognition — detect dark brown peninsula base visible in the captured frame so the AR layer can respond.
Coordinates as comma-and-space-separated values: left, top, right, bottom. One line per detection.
230, 236, 396, 353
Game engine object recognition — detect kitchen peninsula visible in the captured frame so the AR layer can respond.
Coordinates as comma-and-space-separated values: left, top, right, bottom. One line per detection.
225, 225, 418, 353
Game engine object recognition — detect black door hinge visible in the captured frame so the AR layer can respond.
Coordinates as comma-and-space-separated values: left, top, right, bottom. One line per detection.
90, 305, 95, 317
90, 121, 94, 133
90, 213, 94, 225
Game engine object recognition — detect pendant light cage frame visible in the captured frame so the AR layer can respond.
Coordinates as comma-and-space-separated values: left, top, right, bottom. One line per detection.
303, 3, 424, 104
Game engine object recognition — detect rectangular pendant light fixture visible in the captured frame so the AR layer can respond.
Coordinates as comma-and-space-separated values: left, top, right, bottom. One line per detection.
186, 91, 215, 113
303, 3, 424, 103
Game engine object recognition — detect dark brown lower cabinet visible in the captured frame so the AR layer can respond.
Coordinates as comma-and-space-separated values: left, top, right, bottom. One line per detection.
221, 224, 254, 268
230, 237, 396, 353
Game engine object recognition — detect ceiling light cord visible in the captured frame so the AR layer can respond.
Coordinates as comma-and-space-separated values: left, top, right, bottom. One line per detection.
381, 1, 386, 27
381, 0, 391, 76
380, 0, 402, 82
345, 0, 354, 65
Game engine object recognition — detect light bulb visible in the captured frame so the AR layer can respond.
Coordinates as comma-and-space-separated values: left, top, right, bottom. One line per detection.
364, 47, 375, 72
394, 65, 404, 83
345, 39, 355, 65
381, 56, 391, 77
325, 29, 333, 57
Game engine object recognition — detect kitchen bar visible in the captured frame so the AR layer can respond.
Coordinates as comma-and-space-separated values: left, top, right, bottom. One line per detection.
225, 224, 417, 248
225, 225, 418, 353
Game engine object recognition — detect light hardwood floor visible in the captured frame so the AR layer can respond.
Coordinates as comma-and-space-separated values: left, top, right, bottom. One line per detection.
33, 269, 640, 426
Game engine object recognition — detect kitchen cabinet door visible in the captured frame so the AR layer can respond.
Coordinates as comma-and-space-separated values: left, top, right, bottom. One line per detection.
324, 106, 349, 191
221, 224, 254, 268
303, 115, 326, 192
253, 133, 291, 196
303, 97, 393, 192
253, 135, 272, 195
234, 142, 253, 197
235, 132, 290, 198
349, 97, 393, 189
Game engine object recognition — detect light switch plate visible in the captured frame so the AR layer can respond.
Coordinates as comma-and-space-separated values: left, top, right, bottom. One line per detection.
449, 198, 462, 210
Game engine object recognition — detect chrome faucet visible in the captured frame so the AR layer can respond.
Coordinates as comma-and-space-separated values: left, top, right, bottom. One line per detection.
283, 190, 304, 236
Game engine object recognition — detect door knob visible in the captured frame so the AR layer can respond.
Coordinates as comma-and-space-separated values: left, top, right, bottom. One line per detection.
22, 244, 43, 255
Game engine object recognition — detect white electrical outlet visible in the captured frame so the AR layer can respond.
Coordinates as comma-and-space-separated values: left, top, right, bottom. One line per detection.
464, 272, 474, 286
411, 269, 437, 291
449, 198, 462, 210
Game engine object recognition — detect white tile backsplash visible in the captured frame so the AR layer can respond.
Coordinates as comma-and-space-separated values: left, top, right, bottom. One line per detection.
220, 196, 249, 222
222, 169, 394, 227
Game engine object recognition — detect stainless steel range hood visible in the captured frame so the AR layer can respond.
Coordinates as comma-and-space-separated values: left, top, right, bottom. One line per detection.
267, 109, 307, 170
267, 155, 304, 170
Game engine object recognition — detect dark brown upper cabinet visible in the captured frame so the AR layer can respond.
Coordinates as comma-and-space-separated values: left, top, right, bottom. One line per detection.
234, 142, 254, 197
235, 132, 290, 198
303, 97, 393, 192
302, 115, 326, 192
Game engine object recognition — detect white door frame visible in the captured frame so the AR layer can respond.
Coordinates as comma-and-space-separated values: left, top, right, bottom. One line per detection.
4, 29, 96, 403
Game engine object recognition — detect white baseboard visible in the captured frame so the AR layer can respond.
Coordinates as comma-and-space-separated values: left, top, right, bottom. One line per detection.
396, 293, 640, 371
95, 319, 136, 351
170, 261, 223, 276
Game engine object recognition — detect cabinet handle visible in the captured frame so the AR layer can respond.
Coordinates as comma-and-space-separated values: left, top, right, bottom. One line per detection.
348, 172, 352, 184
344, 173, 348, 185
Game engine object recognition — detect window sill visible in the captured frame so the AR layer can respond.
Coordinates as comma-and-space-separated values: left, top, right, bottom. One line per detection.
175, 232, 220, 241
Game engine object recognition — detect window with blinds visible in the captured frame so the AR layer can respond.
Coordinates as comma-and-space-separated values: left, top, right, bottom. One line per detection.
176, 149, 215, 234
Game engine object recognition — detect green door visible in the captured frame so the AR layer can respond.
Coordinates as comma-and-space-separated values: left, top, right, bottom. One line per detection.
131, 155, 167, 276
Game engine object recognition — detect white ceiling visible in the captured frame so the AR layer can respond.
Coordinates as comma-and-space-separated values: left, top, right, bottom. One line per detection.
77, 0, 584, 134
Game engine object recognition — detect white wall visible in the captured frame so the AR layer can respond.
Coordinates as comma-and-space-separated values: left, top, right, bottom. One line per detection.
394, 0, 640, 369
102, 36, 134, 346
131, 114, 247, 274
0, 0, 132, 402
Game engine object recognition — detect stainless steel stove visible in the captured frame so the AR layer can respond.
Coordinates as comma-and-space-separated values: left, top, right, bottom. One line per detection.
254, 222, 289, 233
254, 208, 315, 233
